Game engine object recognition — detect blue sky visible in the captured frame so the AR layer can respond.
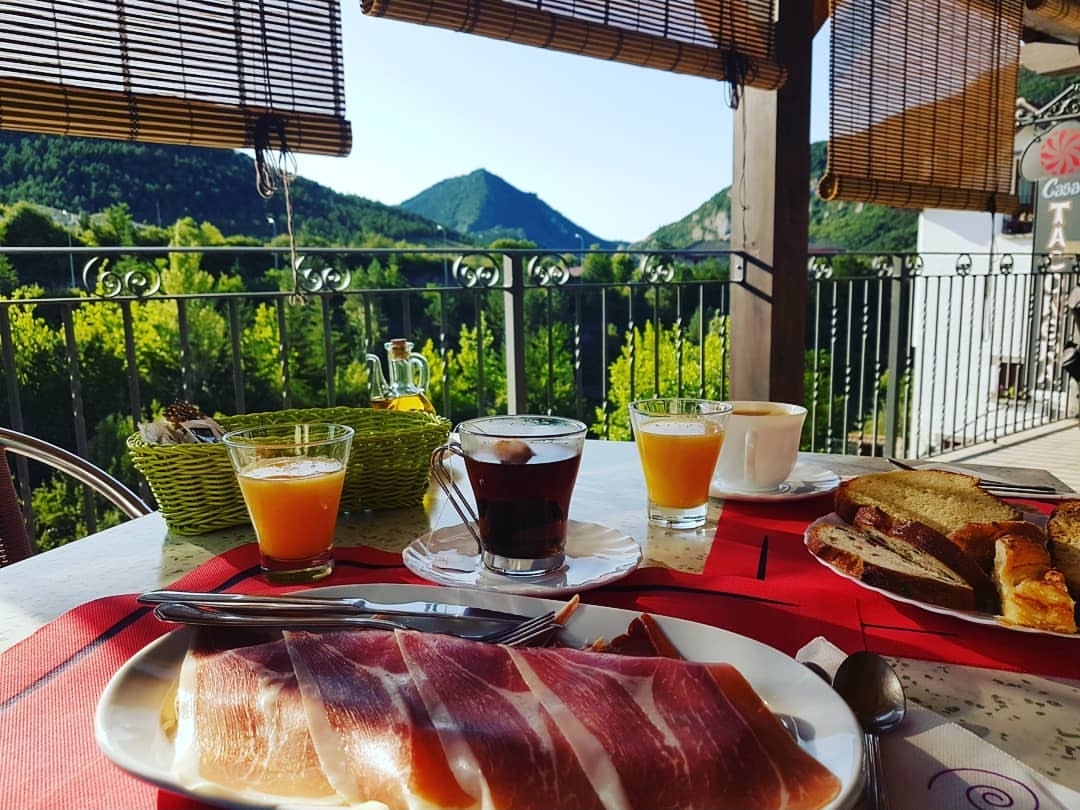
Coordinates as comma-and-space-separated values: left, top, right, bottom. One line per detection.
297, 6, 832, 243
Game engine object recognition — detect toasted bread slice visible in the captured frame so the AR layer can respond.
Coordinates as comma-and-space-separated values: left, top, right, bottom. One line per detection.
1047, 500, 1080, 600
835, 470, 1021, 538
806, 519, 977, 611
852, 507, 998, 612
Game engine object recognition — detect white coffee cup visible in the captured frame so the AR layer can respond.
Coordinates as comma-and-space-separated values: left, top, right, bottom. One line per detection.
712, 401, 807, 492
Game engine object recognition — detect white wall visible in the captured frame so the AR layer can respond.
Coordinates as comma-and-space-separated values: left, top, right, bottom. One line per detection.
910, 209, 1059, 455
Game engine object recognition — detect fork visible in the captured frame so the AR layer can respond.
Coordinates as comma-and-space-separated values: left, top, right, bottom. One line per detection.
153, 602, 560, 646
489, 610, 561, 647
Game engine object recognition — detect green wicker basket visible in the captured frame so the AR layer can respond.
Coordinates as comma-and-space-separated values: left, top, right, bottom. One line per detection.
127, 407, 451, 535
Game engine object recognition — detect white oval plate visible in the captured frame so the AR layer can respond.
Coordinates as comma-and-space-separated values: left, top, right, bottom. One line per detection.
711, 461, 841, 502
403, 519, 642, 596
95, 583, 863, 810
805, 514, 1079, 639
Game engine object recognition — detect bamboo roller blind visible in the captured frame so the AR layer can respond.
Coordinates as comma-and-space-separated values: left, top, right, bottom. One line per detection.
819, 0, 1022, 213
1026, 0, 1080, 39
361, 0, 786, 90
0, 1, 351, 156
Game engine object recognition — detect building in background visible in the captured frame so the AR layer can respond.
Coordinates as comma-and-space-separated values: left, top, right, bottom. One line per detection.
909, 88, 1080, 455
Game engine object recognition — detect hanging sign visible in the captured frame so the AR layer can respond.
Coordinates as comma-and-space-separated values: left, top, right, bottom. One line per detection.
1020, 121, 1080, 181
1034, 174, 1080, 261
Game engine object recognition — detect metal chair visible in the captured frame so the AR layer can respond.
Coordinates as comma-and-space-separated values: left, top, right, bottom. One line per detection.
0, 427, 151, 566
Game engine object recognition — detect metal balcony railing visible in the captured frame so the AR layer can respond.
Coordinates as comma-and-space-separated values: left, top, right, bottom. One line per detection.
1, 243, 1078, 539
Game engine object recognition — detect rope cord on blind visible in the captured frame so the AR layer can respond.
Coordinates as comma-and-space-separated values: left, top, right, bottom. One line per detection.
361, 0, 787, 93
819, 0, 1022, 213
0, 0, 352, 156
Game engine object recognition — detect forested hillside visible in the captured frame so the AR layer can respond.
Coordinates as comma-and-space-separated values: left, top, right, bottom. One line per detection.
0, 134, 447, 245
640, 145, 920, 253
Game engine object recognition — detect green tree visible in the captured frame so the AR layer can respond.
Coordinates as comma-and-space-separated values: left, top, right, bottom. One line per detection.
89, 203, 136, 246
0, 203, 78, 291
0, 254, 17, 295
30, 477, 126, 553
1, 289, 66, 438
420, 317, 506, 418
596, 320, 727, 440
524, 320, 576, 416
241, 302, 290, 411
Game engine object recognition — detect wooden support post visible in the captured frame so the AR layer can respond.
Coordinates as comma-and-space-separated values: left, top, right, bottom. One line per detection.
729, 0, 814, 405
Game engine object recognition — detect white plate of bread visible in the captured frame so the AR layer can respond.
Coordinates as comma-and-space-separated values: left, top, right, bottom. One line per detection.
804, 469, 1080, 637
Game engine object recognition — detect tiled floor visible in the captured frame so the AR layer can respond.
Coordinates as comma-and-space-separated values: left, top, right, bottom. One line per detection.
932, 419, 1080, 492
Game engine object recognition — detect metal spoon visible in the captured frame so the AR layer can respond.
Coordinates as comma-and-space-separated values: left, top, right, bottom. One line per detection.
833, 652, 907, 810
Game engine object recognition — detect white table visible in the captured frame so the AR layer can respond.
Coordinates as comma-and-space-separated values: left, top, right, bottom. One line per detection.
2, 441, 1078, 791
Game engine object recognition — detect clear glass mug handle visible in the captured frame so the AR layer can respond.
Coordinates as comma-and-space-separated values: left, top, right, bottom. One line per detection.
429, 442, 482, 551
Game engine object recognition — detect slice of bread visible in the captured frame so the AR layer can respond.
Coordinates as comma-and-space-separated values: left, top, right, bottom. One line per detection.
851, 507, 998, 612
993, 530, 1077, 634
835, 470, 1021, 538
806, 519, 977, 611
1047, 500, 1080, 600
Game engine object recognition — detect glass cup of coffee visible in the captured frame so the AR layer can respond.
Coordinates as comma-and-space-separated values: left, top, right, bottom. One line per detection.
223, 423, 354, 584
712, 401, 807, 493
430, 415, 587, 575
628, 398, 732, 530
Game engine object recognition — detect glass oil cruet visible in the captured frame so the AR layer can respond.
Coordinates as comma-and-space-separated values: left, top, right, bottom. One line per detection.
366, 338, 435, 413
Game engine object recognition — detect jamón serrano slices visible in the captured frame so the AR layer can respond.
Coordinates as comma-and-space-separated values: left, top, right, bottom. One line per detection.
172, 627, 842, 810
171, 630, 338, 804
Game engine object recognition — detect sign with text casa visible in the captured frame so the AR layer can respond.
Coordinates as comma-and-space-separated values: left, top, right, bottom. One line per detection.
1035, 176, 1080, 262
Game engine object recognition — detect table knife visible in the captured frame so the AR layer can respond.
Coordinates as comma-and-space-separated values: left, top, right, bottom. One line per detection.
138, 589, 529, 622
886, 458, 1061, 494
152, 602, 523, 640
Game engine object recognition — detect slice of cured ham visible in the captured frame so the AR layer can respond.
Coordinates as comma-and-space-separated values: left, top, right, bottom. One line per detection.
284, 629, 473, 809
390, 629, 607, 810
172, 628, 842, 810
510, 644, 838, 810
171, 629, 338, 804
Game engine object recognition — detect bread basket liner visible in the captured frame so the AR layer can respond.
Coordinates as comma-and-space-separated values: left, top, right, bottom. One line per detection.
126, 407, 451, 535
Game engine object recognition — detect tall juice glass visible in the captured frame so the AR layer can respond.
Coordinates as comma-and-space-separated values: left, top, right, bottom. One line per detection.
223, 423, 353, 583
629, 399, 731, 529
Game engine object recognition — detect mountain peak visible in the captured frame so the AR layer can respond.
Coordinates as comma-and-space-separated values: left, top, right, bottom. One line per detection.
401, 169, 617, 249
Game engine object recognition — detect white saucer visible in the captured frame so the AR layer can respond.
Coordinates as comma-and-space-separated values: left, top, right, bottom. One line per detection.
403, 519, 643, 596
710, 461, 841, 502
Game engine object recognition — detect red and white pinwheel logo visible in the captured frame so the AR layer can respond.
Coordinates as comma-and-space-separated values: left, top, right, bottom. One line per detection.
1040, 126, 1080, 177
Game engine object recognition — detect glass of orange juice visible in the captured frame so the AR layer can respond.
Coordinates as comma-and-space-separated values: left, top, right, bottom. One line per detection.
628, 399, 731, 530
223, 423, 354, 583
